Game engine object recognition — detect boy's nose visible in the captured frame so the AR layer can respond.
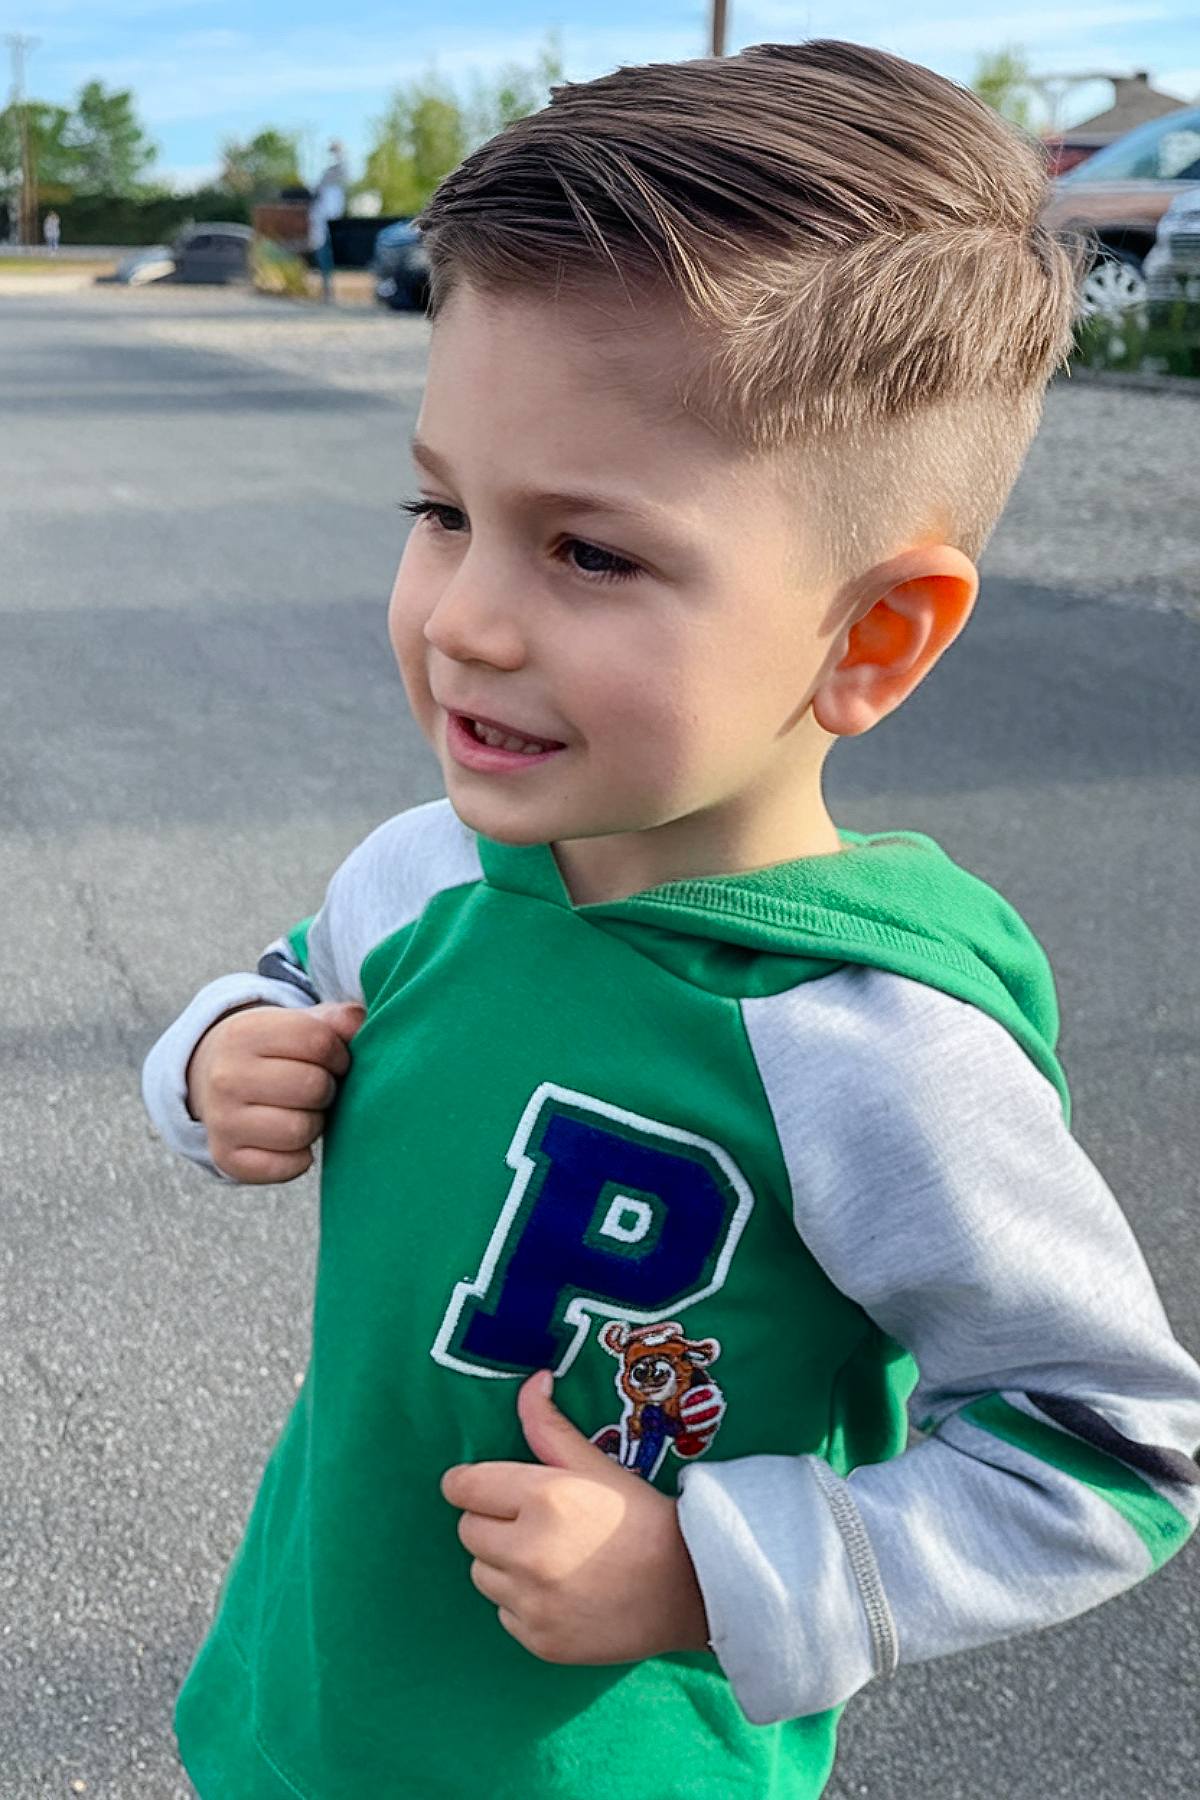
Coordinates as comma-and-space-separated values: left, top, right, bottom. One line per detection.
422, 572, 526, 670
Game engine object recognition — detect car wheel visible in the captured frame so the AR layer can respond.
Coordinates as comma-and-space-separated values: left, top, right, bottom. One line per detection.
1080, 248, 1148, 318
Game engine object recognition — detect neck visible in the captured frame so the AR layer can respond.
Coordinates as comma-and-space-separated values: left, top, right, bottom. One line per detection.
551, 772, 843, 908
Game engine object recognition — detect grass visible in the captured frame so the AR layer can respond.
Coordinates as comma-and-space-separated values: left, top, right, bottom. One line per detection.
0, 255, 114, 274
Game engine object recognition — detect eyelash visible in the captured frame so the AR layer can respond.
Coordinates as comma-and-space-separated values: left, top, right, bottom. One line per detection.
398, 498, 643, 585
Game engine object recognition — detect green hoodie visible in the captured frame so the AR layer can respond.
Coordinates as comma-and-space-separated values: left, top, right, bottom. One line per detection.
163, 807, 1075, 1799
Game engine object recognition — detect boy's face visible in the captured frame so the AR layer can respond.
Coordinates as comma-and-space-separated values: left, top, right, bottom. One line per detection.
388, 283, 847, 897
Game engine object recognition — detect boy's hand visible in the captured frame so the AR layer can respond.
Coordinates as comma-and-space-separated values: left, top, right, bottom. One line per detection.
185, 1000, 366, 1183
440, 1372, 712, 1666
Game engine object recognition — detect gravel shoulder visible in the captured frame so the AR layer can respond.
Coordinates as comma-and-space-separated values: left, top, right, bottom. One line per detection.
984, 375, 1199, 618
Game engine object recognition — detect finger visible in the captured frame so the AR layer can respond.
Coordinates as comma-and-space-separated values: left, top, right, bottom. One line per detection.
236, 1057, 338, 1112
496, 1606, 530, 1650
243, 1009, 356, 1079
440, 1462, 528, 1517
214, 1144, 313, 1185
457, 1511, 517, 1569
229, 1104, 326, 1154
310, 1000, 367, 1044
469, 1558, 517, 1609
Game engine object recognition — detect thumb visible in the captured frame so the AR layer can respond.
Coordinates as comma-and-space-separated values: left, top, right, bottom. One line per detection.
517, 1370, 616, 1474
309, 999, 367, 1042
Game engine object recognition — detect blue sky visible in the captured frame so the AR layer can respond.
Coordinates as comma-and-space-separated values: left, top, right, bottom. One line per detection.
22, 0, 1200, 190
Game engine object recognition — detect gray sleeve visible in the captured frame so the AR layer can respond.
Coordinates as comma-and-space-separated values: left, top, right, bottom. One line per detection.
676, 967, 1200, 1725
140, 968, 318, 1181
141, 798, 482, 1179
301, 797, 481, 1003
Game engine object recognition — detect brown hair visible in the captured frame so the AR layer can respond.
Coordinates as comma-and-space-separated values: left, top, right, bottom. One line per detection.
417, 40, 1087, 582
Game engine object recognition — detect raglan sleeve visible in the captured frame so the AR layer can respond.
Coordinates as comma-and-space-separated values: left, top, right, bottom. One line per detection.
141, 799, 465, 1179
140, 889, 363, 1182
674, 967, 1200, 1725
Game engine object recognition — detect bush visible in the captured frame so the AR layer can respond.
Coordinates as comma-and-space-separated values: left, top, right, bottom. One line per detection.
56, 189, 252, 245
1072, 294, 1200, 379
250, 235, 311, 298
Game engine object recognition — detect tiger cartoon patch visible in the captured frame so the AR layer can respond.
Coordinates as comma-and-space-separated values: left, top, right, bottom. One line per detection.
589, 1318, 726, 1482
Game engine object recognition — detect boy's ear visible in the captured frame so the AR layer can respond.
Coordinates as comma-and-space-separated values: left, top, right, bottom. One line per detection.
811, 544, 978, 739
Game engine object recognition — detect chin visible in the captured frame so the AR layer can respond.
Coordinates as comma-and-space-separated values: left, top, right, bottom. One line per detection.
441, 786, 555, 846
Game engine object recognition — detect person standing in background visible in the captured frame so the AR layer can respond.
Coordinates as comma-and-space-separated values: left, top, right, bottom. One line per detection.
308, 141, 347, 303
43, 211, 61, 255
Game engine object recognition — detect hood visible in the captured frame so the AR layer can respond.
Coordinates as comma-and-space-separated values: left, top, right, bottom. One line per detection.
476, 826, 1069, 1121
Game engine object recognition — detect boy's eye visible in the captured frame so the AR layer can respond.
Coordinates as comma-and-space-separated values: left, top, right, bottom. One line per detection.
398, 499, 642, 585
400, 498, 465, 532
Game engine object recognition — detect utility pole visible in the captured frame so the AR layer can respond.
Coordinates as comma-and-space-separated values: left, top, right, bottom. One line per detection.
710, 0, 728, 58
5, 33, 39, 246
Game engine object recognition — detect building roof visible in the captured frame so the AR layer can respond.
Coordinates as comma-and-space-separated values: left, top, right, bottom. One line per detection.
1061, 73, 1190, 145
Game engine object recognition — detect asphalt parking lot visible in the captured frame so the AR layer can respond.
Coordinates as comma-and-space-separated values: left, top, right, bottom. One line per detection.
1, 284, 1198, 1799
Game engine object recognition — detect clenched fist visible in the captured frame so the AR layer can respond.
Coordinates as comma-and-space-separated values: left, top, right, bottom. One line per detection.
185, 1000, 366, 1183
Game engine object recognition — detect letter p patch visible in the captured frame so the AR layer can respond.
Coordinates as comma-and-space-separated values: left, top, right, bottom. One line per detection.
430, 1083, 754, 1378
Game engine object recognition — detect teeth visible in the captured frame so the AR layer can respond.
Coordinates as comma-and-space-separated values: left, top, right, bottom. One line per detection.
470, 719, 553, 755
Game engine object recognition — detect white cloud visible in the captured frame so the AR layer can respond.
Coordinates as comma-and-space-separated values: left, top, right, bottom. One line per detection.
1157, 67, 1200, 99
737, 0, 1174, 48
158, 161, 221, 190
31, 1, 1199, 175
172, 28, 248, 52
33, 0, 218, 16
729, 5, 1195, 130
51, 20, 702, 128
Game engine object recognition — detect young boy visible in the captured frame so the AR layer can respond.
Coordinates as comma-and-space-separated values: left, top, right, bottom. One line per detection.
142, 39, 1200, 1800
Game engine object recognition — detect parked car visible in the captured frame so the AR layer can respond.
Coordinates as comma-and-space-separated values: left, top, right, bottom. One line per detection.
371, 219, 430, 311
1144, 188, 1200, 301
172, 223, 253, 285
105, 222, 254, 289
1041, 104, 1200, 315
111, 244, 176, 285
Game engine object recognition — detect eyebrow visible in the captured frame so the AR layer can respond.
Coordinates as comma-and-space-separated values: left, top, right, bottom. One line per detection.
409, 435, 682, 532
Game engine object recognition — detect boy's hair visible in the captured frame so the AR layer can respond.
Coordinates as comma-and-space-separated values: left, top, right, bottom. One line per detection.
417, 40, 1088, 586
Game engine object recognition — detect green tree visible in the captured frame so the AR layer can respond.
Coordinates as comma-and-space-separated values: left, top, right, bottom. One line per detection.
970, 46, 1039, 132
0, 101, 76, 200
466, 29, 564, 142
359, 35, 563, 215
0, 108, 15, 201
361, 74, 468, 214
219, 127, 303, 201
65, 81, 157, 194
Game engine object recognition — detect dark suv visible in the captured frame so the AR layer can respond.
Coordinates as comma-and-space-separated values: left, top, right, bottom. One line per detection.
371, 220, 430, 312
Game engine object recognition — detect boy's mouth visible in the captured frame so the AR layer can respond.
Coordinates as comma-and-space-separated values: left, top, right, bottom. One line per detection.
460, 711, 565, 754
445, 709, 568, 771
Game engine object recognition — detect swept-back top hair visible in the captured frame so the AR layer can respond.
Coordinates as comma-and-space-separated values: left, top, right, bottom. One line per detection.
417, 40, 1087, 580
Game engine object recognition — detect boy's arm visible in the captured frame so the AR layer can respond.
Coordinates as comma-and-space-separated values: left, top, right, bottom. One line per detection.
139, 922, 326, 1179
141, 798, 483, 1178
676, 968, 1200, 1725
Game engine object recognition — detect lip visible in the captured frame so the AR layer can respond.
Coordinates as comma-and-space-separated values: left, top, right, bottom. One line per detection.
443, 708, 568, 774
447, 706, 566, 746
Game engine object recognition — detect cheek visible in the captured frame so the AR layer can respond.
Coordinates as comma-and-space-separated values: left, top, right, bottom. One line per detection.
387, 546, 432, 682
579, 629, 708, 790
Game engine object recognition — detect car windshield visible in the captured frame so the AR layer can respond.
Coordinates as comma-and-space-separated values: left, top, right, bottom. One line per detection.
1061, 107, 1200, 183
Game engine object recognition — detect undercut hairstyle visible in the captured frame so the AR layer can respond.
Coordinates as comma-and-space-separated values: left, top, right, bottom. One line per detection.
417, 40, 1088, 585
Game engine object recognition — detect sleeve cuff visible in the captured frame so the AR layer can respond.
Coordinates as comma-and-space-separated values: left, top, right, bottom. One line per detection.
676, 1453, 882, 1724
141, 973, 316, 1179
